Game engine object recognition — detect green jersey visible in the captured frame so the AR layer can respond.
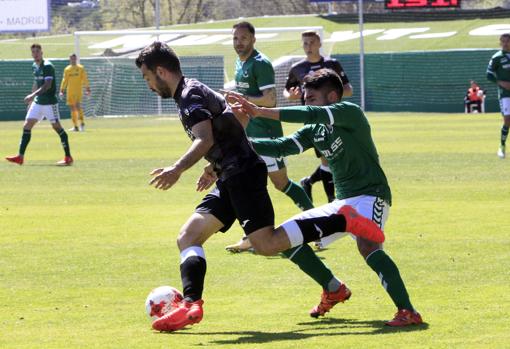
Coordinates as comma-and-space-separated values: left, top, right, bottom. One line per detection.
33, 59, 58, 105
251, 102, 391, 204
487, 50, 510, 99
235, 49, 282, 138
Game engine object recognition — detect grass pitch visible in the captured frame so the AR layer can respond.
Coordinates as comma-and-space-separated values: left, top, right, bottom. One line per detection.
0, 113, 509, 348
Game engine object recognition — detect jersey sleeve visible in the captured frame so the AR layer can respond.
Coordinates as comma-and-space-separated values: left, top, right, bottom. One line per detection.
251, 126, 314, 157
332, 60, 350, 85
60, 68, 68, 91
285, 66, 300, 90
181, 88, 213, 129
486, 57, 498, 83
254, 60, 275, 91
43, 64, 55, 81
279, 103, 364, 129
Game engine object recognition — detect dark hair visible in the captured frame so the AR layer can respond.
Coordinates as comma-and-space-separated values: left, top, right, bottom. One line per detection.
303, 68, 343, 100
31, 43, 42, 50
301, 30, 321, 42
135, 41, 181, 74
233, 21, 255, 35
70, 53, 77, 58
501, 33, 510, 40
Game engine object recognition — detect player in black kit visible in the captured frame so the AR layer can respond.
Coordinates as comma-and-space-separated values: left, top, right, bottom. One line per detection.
135, 41, 384, 333
285, 30, 353, 206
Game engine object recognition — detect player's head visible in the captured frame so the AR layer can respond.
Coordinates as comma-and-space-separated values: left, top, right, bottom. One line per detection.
303, 68, 343, 106
500, 33, 510, 52
30, 43, 43, 62
136, 41, 182, 99
233, 21, 256, 59
301, 31, 322, 59
69, 53, 77, 65
470, 80, 478, 88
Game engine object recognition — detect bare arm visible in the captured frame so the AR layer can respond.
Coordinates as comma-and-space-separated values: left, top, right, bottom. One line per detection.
229, 93, 280, 121
497, 80, 510, 90
149, 119, 214, 190
343, 83, 353, 98
246, 87, 276, 107
25, 79, 52, 104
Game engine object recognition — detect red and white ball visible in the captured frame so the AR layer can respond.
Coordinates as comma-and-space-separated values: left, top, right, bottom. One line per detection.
145, 286, 183, 320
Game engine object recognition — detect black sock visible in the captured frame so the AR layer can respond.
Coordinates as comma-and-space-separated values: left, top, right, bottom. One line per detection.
320, 169, 335, 202
309, 166, 322, 184
295, 214, 346, 243
180, 255, 207, 302
502, 125, 509, 146
19, 129, 31, 155
57, 129, 71, 157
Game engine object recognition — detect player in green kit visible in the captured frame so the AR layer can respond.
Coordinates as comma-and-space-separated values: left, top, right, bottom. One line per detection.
5, 44, 73, 166
228, 69, 423, 327
487, 33, 510, 159
225, 21, 313, 252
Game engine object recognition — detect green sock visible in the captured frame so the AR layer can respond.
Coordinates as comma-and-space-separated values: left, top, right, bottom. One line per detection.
366, 249, 414, 310
282, 244, 334, 290
282, 180, 314, 211
19, 129, 31, 155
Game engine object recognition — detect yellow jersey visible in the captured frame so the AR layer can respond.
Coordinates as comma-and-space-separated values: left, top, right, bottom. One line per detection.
60, 64, 90, 97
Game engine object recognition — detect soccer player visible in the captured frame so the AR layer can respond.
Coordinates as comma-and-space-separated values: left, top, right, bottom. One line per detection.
487, 33, 510, 159
285, 30, 353, 204
228, 68, 422, 327
59, 53, 91, 132
225, 21, 314, 253
5, 44, 73, 166
135, 42, 384, 332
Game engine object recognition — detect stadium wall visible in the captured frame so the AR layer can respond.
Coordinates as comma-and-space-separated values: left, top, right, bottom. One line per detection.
0, 56, 224, 121
0, 49, 500, 120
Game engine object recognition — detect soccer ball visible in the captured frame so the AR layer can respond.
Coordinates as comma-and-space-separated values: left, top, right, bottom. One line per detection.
145, 286, 183, 320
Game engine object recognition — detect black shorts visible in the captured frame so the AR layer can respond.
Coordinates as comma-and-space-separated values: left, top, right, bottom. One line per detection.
195, 163, 275, 235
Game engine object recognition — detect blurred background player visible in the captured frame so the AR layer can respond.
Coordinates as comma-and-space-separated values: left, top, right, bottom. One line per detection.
284, 30, 353, 204
487, 33, 510, 159
60, 53, 91, 132
225, 21, 313, 252
5, 44, 73, 166
464, 80, 486, 113
230, 68, 422, 327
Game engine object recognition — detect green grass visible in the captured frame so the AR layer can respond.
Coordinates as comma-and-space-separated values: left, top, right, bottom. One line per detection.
1, 113, 509, 348
0, 16, 504, 61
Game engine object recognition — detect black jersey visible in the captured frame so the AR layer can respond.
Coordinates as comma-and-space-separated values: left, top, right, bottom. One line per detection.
173, 77, 263, 180
285, 57, 350, 104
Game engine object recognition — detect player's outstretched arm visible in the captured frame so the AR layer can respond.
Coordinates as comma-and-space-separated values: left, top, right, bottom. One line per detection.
149, 119, 214, 191
227, 93, 280, 120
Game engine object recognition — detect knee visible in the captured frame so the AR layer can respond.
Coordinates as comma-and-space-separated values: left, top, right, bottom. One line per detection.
271, 178, 289, 192
357, 238, 381, 259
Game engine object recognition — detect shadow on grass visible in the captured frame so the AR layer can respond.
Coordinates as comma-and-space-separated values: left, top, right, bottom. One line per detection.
164, 317, 429, 345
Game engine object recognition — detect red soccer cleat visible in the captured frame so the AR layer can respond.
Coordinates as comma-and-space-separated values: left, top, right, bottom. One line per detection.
385, 309, 423, 327
152, 299, 204, 332
5, 155, 24, 165
56, 156, 73, 166
310, 283, 352, 318
338, 205, 385, 243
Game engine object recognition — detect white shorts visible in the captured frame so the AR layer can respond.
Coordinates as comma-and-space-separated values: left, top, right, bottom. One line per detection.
26, 103, 60, 123
500, 97, 510, 116
281, 195, 390, 248
260, 154, 286, 173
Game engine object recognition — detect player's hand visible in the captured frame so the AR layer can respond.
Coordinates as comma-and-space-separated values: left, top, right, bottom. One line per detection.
149, 166, 181, 190
196, 164, 217, 192
224, 90, 244, 105
287, 86, 302, 100
227, 93, 259, 117
231, 102, 251, 128
24, 94, 34, 105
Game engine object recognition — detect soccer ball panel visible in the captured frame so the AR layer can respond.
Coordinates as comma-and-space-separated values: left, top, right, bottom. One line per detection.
145, 286, 183, 320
